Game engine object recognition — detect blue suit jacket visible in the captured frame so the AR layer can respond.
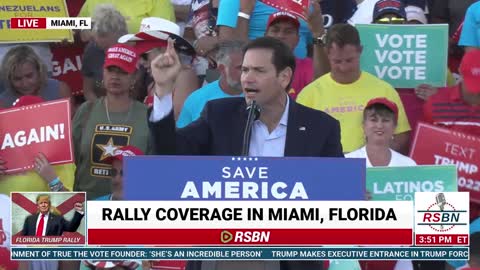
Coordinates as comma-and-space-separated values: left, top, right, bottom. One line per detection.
150, 97, 343, 157
149, 97, 343, 270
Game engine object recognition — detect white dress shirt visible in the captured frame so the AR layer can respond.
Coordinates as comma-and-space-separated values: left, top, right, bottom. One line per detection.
249, 98, 289, 157
150, 94, 290, 157
35, 212, 49, 236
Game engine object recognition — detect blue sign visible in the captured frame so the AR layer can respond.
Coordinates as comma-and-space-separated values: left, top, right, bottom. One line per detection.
124, 156, 365, 200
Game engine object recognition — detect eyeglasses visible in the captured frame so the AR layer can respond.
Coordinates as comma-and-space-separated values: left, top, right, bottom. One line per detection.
375, 17, 405, 24
111, 168, 123, 177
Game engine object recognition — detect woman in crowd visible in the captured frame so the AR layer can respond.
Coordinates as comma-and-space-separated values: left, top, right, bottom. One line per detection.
346, 97, 417, 166
72, 43, 151, 200
346, 97, 416, 270
0, 45, 71, 108
81, 4, 135, 101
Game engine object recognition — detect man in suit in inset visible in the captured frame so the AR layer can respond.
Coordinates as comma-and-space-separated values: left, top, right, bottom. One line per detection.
22, 194, 84, 236
148, 37, 343, 270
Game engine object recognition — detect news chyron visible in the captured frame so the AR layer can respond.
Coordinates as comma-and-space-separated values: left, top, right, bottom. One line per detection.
10, 17, 91, 30
11, 192, 86, 246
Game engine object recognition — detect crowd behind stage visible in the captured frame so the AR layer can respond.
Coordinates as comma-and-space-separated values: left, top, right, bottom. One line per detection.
1, 0, 480, 269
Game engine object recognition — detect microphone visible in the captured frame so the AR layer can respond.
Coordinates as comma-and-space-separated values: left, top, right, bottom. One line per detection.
435, 193, 446, 230
246, 101, 261, 121
242, 100, 261, 156
435, 193, 446, 211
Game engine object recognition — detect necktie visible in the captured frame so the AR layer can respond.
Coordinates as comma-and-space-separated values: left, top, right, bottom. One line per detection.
36, 214, 45, 236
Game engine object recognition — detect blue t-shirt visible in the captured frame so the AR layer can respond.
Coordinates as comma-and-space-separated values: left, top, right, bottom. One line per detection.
459, 1, 480, 47
216, 0, 312, 58
177, 80, 243, 128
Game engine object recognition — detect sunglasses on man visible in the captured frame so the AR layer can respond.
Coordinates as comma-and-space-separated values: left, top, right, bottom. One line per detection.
375, 17, 405, 24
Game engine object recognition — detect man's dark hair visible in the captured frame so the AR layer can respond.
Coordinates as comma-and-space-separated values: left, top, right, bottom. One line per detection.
326, 23, 361, 49
243, 36, 296, 89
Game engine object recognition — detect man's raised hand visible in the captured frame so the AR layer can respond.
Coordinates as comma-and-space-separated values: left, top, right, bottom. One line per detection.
151, 38, 182, 98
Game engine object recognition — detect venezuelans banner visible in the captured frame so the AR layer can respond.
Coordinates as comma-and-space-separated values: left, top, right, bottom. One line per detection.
0, 0, 73, 42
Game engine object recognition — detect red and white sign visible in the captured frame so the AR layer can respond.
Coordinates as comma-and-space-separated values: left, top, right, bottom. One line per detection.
414, 192, 469, 246
87, 201, 413, 245
260, 0, 308, 21
410, 123, 480, 203
51, 41, 85, 96
10, 17, 91, 29
0, 99, 73, 173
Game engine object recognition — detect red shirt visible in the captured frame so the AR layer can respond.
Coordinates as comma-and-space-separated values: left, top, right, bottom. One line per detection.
289, 57, 314, 100
423, 84, 480, 137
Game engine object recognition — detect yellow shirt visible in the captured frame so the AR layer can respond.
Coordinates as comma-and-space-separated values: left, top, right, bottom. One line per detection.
297, 71, 411, 153
0, 163, 75, 195
79, 0, 175, 34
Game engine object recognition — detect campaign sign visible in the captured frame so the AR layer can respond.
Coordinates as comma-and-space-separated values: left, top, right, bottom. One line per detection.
124, 156, 366, 200
367, 165, 458, 201
357, 24, 448, 88
51, 41, 85, 95
410, 123, 480, 203
0, 0, 73, 42
260, 0, 308, 21
0, 99, 73, 173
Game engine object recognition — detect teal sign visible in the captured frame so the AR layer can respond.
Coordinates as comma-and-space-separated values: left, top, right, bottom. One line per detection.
367, 165, 457, 201
357, 24, 448, 88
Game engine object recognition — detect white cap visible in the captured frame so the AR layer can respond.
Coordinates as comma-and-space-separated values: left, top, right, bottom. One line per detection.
405, 5, 427, 24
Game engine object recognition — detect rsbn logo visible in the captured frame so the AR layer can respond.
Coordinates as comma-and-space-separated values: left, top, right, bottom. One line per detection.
417, 193, 467, 232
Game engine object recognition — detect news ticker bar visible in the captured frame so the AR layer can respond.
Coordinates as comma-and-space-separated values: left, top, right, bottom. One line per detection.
11, 247, 469, 260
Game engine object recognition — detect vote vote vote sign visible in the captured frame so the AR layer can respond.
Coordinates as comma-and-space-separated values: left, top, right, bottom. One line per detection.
357, 24, 448, 88
123, 156, 366, 200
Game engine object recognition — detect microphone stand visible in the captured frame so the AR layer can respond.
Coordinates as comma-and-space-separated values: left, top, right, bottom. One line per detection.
242, 100, 260, 156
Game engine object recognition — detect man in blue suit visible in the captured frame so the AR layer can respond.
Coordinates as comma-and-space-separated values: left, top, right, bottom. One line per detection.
148, 36, 342, 270
149, 36, 342, 158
